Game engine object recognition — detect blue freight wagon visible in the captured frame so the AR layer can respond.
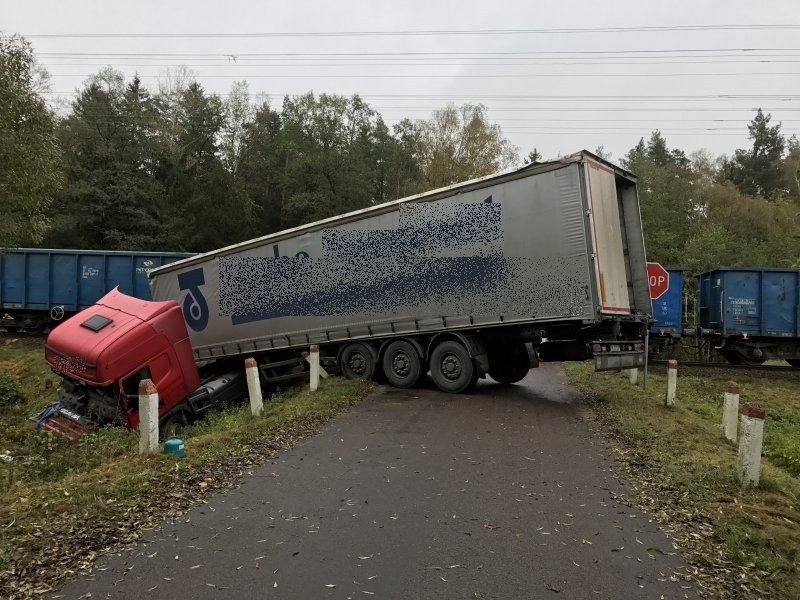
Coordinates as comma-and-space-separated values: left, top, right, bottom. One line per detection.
0, 248, 194, 332
648, 268, 684, 356
650, 269, 684, 338
697, 267, 800, 366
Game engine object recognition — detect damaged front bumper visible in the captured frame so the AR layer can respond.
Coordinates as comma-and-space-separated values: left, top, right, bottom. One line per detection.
32, 402, 97, 440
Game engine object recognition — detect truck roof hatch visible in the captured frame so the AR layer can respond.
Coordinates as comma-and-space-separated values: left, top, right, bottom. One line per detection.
81, 314, 113, 331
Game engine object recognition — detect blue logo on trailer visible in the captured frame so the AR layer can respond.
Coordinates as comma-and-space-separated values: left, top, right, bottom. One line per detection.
178, 268, 209, 332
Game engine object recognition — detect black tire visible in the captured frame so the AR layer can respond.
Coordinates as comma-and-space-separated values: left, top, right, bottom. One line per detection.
382, 340, 423, 388
489, 361, 530, 385
430, 340, 475, 394
340, 343, 376, 380
160, 412, 188, 441
787, 359, 800, 368
488, 343, 531, 385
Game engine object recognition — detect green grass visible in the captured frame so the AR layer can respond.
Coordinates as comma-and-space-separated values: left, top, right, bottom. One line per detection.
562, 362, 800, 599
0, 338, 373, 596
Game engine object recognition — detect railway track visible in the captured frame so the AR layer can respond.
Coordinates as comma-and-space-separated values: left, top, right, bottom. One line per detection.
0, 330, 46, 337
650, 359, 798, 373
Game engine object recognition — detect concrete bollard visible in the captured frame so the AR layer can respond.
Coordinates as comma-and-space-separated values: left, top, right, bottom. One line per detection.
723, 381, 740, 443
628, 368, 638, 386
138, 379, 160, 455
737, 404, 765, 486
665, 359, 677, 407
301, 351, 328, 379
309, 345, 320, 392
245, 358, 264, 417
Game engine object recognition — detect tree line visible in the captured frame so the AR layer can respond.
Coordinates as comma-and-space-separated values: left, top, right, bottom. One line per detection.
621, 120, 800, 272
2, 33, 799, 274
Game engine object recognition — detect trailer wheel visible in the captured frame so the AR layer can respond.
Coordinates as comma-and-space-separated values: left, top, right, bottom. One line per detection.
488, 343, 531, 385
382, 340, 423, 388
341, 343, 376, 380
430, 340, 475, 393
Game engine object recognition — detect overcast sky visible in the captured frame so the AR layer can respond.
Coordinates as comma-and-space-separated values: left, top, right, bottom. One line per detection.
4, 0, 800, 162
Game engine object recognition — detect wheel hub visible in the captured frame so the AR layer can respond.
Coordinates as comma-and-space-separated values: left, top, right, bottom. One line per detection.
441, 353, 462, 381
349, 353, 367, 376
392, 352, 410, 377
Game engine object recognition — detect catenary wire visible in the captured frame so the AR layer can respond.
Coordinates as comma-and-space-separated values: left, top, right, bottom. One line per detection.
21, 24, 800, 38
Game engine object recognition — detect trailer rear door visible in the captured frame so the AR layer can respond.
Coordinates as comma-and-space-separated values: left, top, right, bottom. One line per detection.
585, 160, 632, 314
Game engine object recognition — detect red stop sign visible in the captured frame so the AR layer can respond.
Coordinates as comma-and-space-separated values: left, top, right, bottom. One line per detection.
647, 262, 669, 300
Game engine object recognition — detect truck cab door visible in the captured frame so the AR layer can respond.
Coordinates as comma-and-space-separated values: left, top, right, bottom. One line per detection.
119, 353, 184, 420
119, 366, 152, 419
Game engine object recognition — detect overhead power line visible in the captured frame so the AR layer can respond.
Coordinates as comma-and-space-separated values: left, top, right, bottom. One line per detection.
45, 71, 800, 79
38, 59, 800, 68
499, 125, 800, 131
42, 89, 800, 104
33, 48, 800, 59
21, 24, 800, 38
44, 114, 800, 132
37, 109, 800, 133
501, 131, 765, 136
41, 114, 800, 124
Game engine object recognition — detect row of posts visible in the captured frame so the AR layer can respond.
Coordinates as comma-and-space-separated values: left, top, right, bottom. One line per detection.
627, 362, 765, 486
138, 345, 324, 456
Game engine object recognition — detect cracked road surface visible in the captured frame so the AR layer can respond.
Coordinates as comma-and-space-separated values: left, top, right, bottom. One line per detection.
58, 364, 695, 599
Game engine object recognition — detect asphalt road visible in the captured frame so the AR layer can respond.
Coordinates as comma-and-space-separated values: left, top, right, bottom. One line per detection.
57, 364, 695, 599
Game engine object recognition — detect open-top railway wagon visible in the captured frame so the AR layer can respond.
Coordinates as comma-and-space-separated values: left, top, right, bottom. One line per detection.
0, 248, 193, 332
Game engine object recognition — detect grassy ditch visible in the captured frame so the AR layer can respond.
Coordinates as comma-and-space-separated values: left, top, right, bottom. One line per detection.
0, 337, 374, 598
562, 362, 800, 599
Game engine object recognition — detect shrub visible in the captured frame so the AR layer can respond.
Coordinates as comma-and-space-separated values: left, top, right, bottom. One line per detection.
0, 372, 24, 408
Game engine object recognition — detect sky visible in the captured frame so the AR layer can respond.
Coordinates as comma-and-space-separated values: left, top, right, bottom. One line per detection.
4, 0, 800, 163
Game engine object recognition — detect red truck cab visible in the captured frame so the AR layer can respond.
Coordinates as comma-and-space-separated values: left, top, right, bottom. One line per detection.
42, 289, 200, 434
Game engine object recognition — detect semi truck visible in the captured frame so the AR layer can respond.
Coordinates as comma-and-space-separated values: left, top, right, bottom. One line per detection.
37, 150, 652, 439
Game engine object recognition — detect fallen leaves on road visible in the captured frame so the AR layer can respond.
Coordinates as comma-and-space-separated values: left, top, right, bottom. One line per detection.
1, 385, 374, 599
543, 581, 561, 593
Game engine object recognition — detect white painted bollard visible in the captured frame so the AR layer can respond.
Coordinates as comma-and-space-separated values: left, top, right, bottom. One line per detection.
138, 379, 160, 455
628, 368, 638, 386
665, 359, 677, 407
302, 351, 328, 378
309, 345, 320, 392
723, 381, 740, 443
737, 404, 765, 486
245, 358, 264, 417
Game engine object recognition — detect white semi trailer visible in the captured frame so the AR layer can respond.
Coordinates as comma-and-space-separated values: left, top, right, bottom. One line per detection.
39, 150, 651, 438
149, 150, 650, 391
